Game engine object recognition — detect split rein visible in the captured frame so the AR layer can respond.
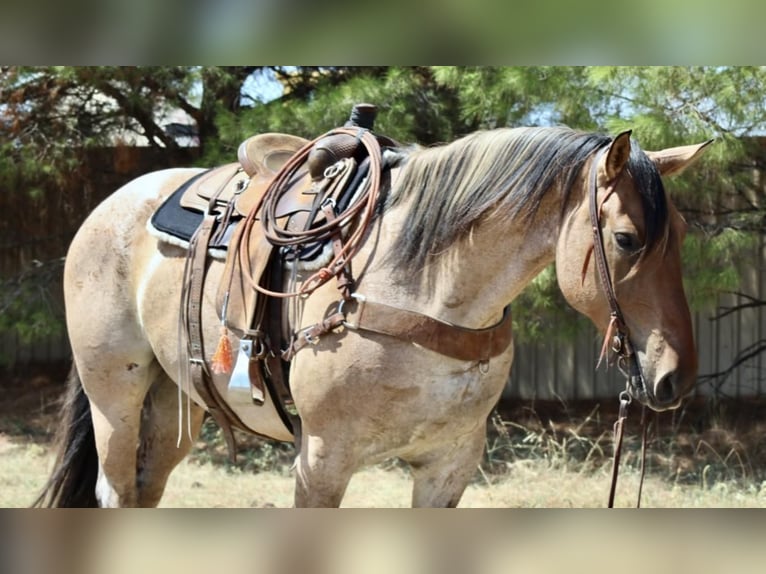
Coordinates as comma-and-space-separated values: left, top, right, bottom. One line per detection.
236, 126, 383, 300
608, 392, 648, 509
587, 146, 648, 508
228, 127, 514, 366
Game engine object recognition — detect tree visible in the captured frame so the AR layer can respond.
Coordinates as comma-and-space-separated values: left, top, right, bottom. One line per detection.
0, 66, 266, 348
431, 66, 766, 341
213, 66, 468, 158
3, 66, 765, 359
0, 66, 262, 161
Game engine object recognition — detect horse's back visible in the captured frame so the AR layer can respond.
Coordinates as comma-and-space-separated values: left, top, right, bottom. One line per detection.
64, 167, 202, 362
74, 167, 204, 240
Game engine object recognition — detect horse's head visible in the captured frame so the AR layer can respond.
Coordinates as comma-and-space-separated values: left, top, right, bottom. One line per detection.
556, 131, 712, 411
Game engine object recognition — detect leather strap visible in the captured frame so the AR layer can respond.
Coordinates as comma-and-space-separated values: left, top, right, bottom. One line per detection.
183, 214, 241, 459
607, 390, 648, 509
282, 311, 347, 361
343, 298, 512, 362
588, 148, 625, 329
607, 389, 630, 508
263, 257, 302, 446
320, 200, 354, 299
285, 300, 512, 363
587, 147, 636, 369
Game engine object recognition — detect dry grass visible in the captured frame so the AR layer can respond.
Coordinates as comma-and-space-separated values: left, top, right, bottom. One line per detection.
6, 436, 766, 508
4, 409, 766, 508
136, 455, 766, 508
4, 372, 766, 507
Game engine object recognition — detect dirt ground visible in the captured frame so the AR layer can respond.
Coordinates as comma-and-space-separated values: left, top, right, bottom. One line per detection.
4, 362, 766, 490
0, 363, 70, 444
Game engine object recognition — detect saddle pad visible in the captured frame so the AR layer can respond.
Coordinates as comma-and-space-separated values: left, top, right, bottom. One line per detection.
149, 170, 240, 251
150, 171, 210, 243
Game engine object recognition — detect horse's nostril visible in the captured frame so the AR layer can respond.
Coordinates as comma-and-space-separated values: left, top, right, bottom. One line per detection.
655, 373, 676, 404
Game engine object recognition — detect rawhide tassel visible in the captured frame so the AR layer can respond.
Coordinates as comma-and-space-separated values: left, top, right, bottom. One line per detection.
211, 326, 233, 374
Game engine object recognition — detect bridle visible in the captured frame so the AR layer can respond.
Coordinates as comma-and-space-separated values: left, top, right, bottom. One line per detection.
587, 146, 645, 394
587, 145, 648, 508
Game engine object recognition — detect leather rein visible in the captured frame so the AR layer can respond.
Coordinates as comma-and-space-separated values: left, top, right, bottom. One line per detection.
587, 146, 648, 508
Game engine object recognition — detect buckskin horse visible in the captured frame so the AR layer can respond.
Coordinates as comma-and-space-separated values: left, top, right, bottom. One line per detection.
34, 116, 711, 507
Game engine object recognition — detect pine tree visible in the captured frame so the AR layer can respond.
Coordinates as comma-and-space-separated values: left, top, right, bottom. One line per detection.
3, 66, 765, 355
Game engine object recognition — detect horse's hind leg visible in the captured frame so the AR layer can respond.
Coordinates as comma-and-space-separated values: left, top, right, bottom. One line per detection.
72, 341, 174, 507
407, 428, 486, 507
83, 355, 156, 507
136, 375, 205, 507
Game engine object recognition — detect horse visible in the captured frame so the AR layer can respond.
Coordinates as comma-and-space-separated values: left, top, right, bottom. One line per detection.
34, 125, 711, 507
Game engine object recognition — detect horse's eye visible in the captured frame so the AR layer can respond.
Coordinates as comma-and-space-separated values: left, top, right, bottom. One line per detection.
614, 232, 639, 253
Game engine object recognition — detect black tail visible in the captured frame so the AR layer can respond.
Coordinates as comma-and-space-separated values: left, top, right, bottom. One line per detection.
32, 365, 99, 507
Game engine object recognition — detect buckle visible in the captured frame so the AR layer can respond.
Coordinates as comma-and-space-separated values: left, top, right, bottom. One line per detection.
611, 334, 623, 354
339, 293, 366, 330
324, 159, 346, 179
303, 329, 320, 346
321, 197, 337, 211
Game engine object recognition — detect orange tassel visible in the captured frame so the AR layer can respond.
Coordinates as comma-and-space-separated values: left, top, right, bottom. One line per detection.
211, 327, 233, 374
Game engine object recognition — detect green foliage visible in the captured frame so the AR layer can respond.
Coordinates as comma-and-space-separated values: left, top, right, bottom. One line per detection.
0, 259, 65, 359
511, 265, 590, 344
433, 66, 598, 130
682, 229, 756, 309
191, 418, 296, 476
3, 66, 765, 346
0, 66, 258, 187
211, 67, 467, 165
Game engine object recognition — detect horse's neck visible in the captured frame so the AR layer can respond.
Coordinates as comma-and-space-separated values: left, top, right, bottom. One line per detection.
425, 215, 558, 327
358, 196, 561, 329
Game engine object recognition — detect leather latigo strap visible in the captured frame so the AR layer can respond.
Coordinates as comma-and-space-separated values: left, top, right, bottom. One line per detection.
287, 298, 513, 362
182, 214, 248, 458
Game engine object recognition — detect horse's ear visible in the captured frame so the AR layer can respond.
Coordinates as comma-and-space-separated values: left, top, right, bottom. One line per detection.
645, 139, 715, 177
605, 130, 632, 181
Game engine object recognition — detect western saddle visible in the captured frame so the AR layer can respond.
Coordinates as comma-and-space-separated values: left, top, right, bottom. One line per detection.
178, 104, 394, 455
175, 103, 514, 459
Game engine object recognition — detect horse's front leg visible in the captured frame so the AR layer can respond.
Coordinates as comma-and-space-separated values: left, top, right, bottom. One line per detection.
406, 427, 487, 508
293, 434, 357, 507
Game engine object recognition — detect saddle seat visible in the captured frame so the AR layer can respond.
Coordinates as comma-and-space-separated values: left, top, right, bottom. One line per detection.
178, 133, 310, 219
179, 130, 363, 248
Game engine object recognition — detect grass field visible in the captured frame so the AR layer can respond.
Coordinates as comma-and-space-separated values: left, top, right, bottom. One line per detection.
3, 435, 766, 508
4, 409, 766, 508
3, 373, 766, 508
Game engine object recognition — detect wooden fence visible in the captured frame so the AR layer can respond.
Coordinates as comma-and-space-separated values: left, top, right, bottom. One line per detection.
2, 146, 765, 400
505, 238, 766, 401
3, 241, 764, 401
1, 146, 199, 372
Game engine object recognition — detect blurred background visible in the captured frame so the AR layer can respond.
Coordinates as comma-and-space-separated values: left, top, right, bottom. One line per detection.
2, 66, 764, 398
2, 66, 766, 510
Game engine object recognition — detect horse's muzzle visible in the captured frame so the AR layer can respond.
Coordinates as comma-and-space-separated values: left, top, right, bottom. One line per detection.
629, 370, 684, 412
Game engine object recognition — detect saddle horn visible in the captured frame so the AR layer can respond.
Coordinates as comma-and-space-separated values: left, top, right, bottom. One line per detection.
307, 103, 378, 180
